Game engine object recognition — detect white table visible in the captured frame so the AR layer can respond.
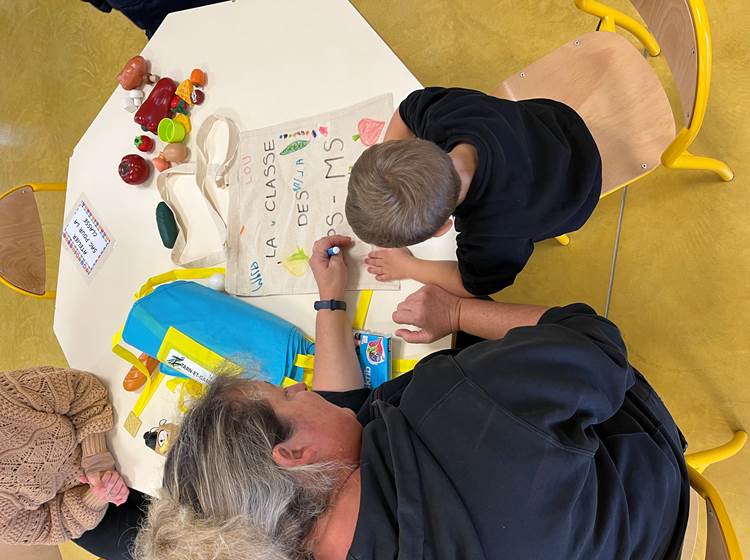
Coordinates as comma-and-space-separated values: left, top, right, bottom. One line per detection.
54, 0, 457, 495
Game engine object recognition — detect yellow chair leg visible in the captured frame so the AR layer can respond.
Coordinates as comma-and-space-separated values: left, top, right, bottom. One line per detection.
686, 431, 747, 474
574, 0, 661, 55
555, 234, 571, 246
663, 151, 734, 182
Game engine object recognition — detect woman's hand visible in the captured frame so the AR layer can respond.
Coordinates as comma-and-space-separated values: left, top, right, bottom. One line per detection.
309, 235, 354, 300
80, 470, 129, 506
392, 285, 463, 343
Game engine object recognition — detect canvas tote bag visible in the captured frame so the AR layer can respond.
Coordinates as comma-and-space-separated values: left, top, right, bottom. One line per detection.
156, 94, 399, 297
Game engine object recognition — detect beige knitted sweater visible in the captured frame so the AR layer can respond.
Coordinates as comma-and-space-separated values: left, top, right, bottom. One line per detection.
0, 366, 115, 545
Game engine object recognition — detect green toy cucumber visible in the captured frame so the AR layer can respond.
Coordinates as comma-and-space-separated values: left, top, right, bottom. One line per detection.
156, 201, 178, 249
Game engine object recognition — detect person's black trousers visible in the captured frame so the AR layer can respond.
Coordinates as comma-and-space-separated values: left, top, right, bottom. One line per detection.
74, 488, 149, 560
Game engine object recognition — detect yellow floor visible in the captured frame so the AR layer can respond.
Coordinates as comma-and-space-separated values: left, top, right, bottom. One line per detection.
0, 1, 746, 558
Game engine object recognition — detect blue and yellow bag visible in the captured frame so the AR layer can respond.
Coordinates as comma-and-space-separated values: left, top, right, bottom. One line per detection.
112, 268, 316, 435
113, 269, 413, 437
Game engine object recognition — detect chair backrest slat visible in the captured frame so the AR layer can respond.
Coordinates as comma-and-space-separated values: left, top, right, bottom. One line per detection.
631, 0, 699, 124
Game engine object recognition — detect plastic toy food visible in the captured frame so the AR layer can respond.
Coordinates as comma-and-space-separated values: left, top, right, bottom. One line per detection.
175, 79, 194, 104
156, 202, 179, 248
118, 154, 151, 185
191, 89, 205, 105
116, 55, 158, 90
123, 352, 159, 391
353, 118, 386, 146
152, 156, 171, 172
162, 143, 189, 163
134, 135, 154, 152
173, 113, 191, 134
135, 78, 177, 134
122, 89, 145, 113
190, 68, 206, 86
170, 96, 189, 115
157, 118, 186, 143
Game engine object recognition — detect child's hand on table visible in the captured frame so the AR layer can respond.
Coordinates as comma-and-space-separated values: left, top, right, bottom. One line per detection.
80, 470, 130, 506
365, 247, 416, 282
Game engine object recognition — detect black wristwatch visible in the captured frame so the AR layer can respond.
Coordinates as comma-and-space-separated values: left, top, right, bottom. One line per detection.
314, 299, 347, 311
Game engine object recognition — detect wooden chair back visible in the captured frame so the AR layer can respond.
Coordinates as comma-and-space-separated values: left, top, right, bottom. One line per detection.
630, 0, 700, 125
0, 186, 46, 295
495, 31, 676, 196
680, 488, 700, 560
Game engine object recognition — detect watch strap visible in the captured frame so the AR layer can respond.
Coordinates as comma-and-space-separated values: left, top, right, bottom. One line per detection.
314, 299, 347, 311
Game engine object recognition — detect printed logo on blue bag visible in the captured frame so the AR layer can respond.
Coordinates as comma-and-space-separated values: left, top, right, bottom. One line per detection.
166, 350, 216, 385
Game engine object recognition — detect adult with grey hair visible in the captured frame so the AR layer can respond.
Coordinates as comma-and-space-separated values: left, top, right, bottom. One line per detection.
130, 234, 689, 560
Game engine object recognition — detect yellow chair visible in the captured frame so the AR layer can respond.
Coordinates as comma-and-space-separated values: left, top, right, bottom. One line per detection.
680, 431, 747, 560
493, 0, 733, 246
0, 183, 65, 299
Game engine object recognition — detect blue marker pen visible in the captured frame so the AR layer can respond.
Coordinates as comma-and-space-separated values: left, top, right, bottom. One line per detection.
326, 246, 340, 257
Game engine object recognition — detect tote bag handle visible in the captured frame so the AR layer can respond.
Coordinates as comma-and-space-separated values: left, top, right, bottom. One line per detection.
156, 115, 240, 268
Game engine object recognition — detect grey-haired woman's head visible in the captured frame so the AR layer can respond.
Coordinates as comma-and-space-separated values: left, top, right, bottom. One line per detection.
134, 376, 362, 560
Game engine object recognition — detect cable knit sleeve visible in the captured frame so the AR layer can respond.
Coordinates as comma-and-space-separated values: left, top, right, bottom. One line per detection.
0, 486, 108, 545
2, 367, 114, 443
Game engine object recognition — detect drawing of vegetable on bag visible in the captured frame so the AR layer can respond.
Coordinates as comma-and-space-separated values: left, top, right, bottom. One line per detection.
280, 247, 310, 277
353, 118, 386, 146
280, 139, 310, 155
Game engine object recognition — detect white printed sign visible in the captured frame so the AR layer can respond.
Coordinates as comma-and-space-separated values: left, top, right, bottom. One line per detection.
61, 196, 113, 279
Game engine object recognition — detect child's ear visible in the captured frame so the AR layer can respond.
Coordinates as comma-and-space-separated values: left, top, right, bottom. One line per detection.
433, 218, 453, 238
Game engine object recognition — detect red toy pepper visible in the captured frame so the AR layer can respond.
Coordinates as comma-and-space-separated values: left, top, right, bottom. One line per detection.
134, 135, 155, 152
134, 78, 177, 134
118, 154, 151, 185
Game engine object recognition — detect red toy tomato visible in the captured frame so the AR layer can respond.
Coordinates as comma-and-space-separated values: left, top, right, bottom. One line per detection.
118, 154, 151, 185
134, 135, 154, 152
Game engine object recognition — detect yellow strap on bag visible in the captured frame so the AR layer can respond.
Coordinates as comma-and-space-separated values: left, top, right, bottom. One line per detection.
294, 354, 315, 370
135, 267, 226, 299
166, 377, 206, 413
393, 359, 419, 376
112, 327, 151, 378
353, 290, 373, 331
